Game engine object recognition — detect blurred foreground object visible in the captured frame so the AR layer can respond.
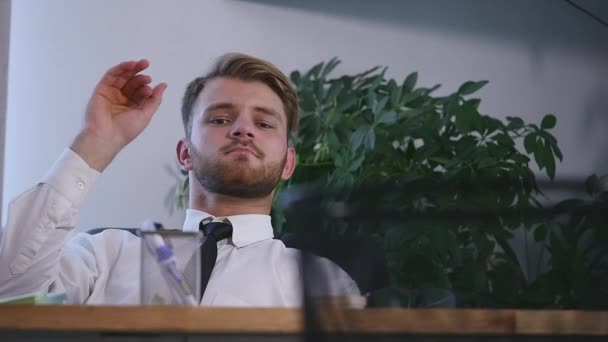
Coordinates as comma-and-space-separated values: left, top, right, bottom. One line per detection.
280, 176, 608, 310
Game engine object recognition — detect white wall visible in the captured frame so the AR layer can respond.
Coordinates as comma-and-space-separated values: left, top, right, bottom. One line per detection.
4, 0, 608, 230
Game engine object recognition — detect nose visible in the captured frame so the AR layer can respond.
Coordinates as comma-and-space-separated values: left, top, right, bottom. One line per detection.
228, 118, 255, 143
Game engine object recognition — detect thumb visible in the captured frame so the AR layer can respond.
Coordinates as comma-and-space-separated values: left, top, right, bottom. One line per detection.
141, 83, 167, 117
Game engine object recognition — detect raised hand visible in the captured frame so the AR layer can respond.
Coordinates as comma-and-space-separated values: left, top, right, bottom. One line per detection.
70, 60, 167, 171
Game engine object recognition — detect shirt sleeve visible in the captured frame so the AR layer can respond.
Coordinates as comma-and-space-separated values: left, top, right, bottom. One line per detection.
0, 149, 99, 299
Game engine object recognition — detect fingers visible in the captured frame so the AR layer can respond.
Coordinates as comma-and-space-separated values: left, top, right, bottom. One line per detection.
98, 61, 135, 87
98, 59, 150, 90
96, 59, 166, 115
122, 74, 152, 100
140, 83, 168, 116
130, 85, 154, 107
113, 59, 150, 89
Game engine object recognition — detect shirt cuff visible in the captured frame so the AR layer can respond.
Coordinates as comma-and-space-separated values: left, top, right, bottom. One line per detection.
40, 148, 100, 207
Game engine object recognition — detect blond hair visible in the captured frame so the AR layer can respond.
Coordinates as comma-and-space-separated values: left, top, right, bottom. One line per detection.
181, 53, 299, 139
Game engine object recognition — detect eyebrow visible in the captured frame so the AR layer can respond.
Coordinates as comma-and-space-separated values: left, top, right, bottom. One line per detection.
203, 102, 236, 116
253, 106, 284, 123
204, 102, 284, 123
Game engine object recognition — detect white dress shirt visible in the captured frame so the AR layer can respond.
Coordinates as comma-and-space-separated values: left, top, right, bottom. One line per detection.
0, 149, 359, 306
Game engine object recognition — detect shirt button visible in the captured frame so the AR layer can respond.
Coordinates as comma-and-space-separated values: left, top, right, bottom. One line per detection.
77, 182, 85, 190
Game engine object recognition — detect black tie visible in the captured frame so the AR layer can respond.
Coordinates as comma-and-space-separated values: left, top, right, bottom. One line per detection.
199, 221, 233, 299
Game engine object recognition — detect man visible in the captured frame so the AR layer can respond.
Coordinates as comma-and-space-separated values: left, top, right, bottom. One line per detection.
0, 54, 358, 305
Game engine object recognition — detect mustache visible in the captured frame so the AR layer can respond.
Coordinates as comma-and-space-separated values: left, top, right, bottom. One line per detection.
219, 141, 265, 157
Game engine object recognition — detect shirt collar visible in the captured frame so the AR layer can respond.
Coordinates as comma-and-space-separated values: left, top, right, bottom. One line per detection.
182, 209, 275, 248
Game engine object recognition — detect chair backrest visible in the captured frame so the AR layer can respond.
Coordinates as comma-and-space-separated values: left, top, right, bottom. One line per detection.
86, 227, 140, 236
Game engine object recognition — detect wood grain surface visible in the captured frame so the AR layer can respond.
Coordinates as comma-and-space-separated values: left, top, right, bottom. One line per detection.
0, 306, 606, 335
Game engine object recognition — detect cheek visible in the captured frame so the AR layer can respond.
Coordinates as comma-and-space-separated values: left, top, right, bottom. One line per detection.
193, 129, 225, 149
265, 140, 288, 160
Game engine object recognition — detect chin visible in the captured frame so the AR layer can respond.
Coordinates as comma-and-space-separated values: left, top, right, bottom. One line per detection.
232, 154, 253, 162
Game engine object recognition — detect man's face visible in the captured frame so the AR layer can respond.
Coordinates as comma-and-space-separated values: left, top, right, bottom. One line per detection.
183, 77, 295, 198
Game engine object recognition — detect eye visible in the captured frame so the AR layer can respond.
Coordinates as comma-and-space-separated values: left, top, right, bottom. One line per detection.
257, 121, 274, 129
209, 118, 231, 125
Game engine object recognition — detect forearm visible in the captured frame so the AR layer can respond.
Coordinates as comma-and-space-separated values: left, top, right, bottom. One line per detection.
0, 184, 77, 295
0, 149, 99, 297
70, 130, 123, 173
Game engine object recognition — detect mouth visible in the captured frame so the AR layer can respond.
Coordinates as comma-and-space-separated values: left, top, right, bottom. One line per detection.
226, 147, 259, 157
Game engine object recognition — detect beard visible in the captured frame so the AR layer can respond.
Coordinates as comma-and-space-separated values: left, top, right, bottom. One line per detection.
190, 143, 286, 199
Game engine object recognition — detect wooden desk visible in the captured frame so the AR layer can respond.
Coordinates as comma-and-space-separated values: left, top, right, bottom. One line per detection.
0, 306, 607, 341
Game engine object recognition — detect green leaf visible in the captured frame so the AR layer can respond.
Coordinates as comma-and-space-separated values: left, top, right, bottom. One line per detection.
534, 224, 547, 242
375, 111, 398, 125
348, 155, 365, 172
402, 88, 425, 106
353, 66, 381, 84
553, 198, 584, 212
320, 57, 340, 79
402, 72, 418, 93
373, 96, 389, 115
306, 61, 324, 79
477, 156, 495, 169
458, 80, 489, 96
543, 141, 556, 180
444, 157, 464, 170
506, 116, 525, 129
365, 128, 376, 150
290, 71, 301, 86
366, 90, 378, 109
535, 141, 555, 179
405, 140, 416, 159
455, 101, 481, 133
541, 114, 557, 129
400, 108, 424, 119
599, 175, 608, 193
482, 116, 504, 134
429, 157, 449, 164
327, 130, 340, 148
467, 98, 481, 109
512, 154, 530, 164
335, 95, 358, 113
533, 149, 545, 171
350, 125, 369, 151
495, 133, 515, 147
539, 131, 563, 162
313, 79, 325, 102
389, 79, 402, 109
333, 151, 344, 168
443, 96, 460, 117
366, 69, 386, 92
424, 84, 442, 96
585, 174, 600, 195
523, 133, 537, 154
299, 87, 316, 112
550, 141, 563, 162
324, 80, 344, 103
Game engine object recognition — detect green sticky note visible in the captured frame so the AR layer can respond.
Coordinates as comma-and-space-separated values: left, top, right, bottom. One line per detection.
0, 292, 67, 305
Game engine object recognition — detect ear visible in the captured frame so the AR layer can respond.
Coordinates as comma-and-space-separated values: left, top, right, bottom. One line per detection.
281, 147, 297, 180
176, 138, 193, 172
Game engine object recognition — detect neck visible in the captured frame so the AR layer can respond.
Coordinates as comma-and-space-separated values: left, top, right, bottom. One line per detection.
188, 176, 274, 217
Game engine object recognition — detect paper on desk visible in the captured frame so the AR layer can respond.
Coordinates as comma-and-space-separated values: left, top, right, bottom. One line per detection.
0, 292, 67, 305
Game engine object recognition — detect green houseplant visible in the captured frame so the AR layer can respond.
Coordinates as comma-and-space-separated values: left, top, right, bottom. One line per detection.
169, 59, 607, 308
